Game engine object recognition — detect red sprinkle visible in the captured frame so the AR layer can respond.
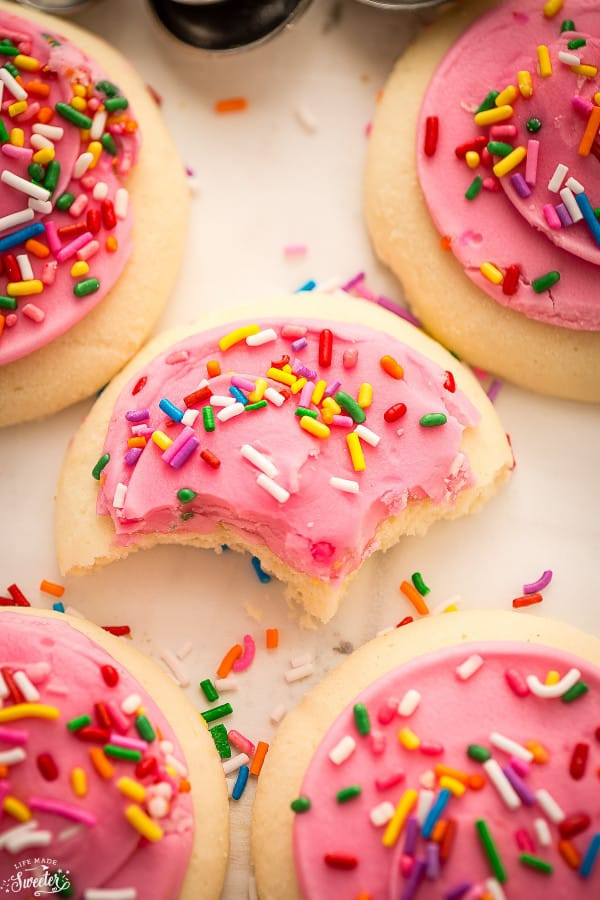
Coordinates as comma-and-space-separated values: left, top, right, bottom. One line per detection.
0, 596, 18, 606
502, 264, 520, 296
270, 354, 290, 370
37, 752, 59, 781
201, 449, 221, 469
135, 756, 158, 780
504, 668, 530, 697
74, 726, 110, 744
183, 386, 212, 407
7, 584, 30, 607
94, 701, 112, 731
512, 592, 542, 609
439, 818, 457, 863
397, 616, 414, 627
58, 222, 87, 239
1, 667, 24, 703
454, 136, 487, 158
101, 199, 116, 230
324, 853, 358, 870
319, 329, 333, 368
101, 664, 119, 687
443, 371, 456, 393
384, 402, 407, 423
569, 742, 589, 780
424, 116, 439, 157
86, 208, 101, 234
4, 253, 21, 282
132, 376, 147, 396
559, 813, 591, 839
102, 625, 131, 637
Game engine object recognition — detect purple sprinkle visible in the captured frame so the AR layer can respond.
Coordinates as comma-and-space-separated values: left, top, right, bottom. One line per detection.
377, 295, 422, 327
401, 858, 426, 900
294, 362, 317, 380
425, 841, 440, 880
523, 569, 553, 594
556, 203, 573, 227
403, 816, 419, 855
299, 381, 315, 407
572, 95, 594, 117
291, 337, 308, 352
487, 378, 502, 403
169, 436, 200, 469
124, 447, 143, 466
511, 172, 531, 198
131, 424, 154, 438
354, 283, 376, 302
444, 884, 473, 900
323, 379, 342, 398
502, 764, 536, 805
125, 408, 150, 423
161, 425, 195, 465
341, 271, 365, 292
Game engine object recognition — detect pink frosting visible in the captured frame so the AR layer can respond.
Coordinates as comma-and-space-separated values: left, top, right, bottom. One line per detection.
95, 318, 480, 586
0, 612, 193, 898
0, 10, 140, 365
294, 641, 600, 897
417, 0, 600, 330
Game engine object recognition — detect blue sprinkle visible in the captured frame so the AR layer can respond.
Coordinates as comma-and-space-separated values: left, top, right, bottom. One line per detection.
232, 764, 249, 800
52, 602, 65, 613
158, 397, 184, 422
221, 544, 229, 551
229, 385, 248, 405
580, 833, 600, 878
295, 279, 317, 293
251, 556, 271, 584
575, 193, 600, 247
0, 221, 45, 252
422, 788, 451, 839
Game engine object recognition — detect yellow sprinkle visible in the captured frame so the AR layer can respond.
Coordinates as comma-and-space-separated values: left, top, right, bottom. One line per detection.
87, 140, 103, 168
3, 796, 31, 822
322, 396, 341, 414
321, 408, 334, 424
71, 83, 87, 97
537, 45, 552, 78
89, 747, 114, 780
70, 260, 89, 278
398, 727, 420, 750
492, 145, 527, 177
382, 789, 418, 847
495, 84, 518, 106
357, 383, 373, 409
595, 92, 600, 105
0, 703, 59, 723
71, 767, 87, 798
474, 104, 514, 126
249, 377, 268, 402
525, 740, 550, 764
10, 128, 24, 147
282, 364, 292, 374
299, 415, 330, 439
346, 432, 366, 472
545, 670, 560, 685
151, 430, 173, 451
70, 95, 87, 112
570, 64, 598, 78
266, 367, 296, 386
13, 54, 41, 72
465, 150, 480, 169
311, 379, 327, 405
32, 147, 55, 165
105, 236, 118, 253
439, 775, 467, 797
543, 0, 563, 16
443, 604, 458, 613
8, 100, 27, 118
480, 262, 504, 285
124, 804, 164, 842
218, 324, 260, 351
117, 777, 146, 803
517, 70, 533, 98
290, 377, 306, 395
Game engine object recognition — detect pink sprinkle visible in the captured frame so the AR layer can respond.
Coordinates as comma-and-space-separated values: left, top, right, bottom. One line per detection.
22, 303, 45, 323
44, 222, 61, 256
343, 348, 359, 369
0, 725, 28, 745
369, 730, 386, 755
543, 204, 562, 230
400, 855, 414, 877
420, 741, 444, 756
15, 101, 39, 123
80, 174, 96, 190
515, 828, 535, 852
28, 796, 96, 826
56, 231, 94, 263
377, 698, 398, 725
22, 662, 50, 684
510, 756, 530, 777
1, 144, 33, 161
231, 375, 255, 392
341, 271, 365, 292
5, 313, 16, 327
87, 97, 101, 113
77, 239, 100, 261
68, 193, 88, 218
572, 95, 594, 117
525, 140, 540, 186
284, 244, 307, 258
490, 124, 518, 140
281, 324, 308, 340
228, 729, 255, 757
166, 350, 189, 365
482, 176, 501, 192
353, 283, 376, 302
131, 424, 154, 438
375, 769, 405, 791
161, 426, 195, 465
331, 415, 354, 428
105, 701, 130, 734
232, 634, 256, 672
505, 667, 530, 697
108, 732, 147, 752
299, 381, 315, 408
523, 569, 553, 594
0, 781, 10, 806
365, 121, 372, 137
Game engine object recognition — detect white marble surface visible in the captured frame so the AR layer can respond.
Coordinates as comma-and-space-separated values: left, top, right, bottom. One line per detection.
1, 0, 599, 897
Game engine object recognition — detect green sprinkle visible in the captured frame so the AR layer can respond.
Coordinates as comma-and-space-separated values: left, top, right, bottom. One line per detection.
465, 176, 483, 200
291, 796, 311, 813
411, 572, 430, 596
560, 18, 575, 32
335, 391, 366, 424
201, 702, 233, 724
210, 723, 231, 759
202, 405, 215, 432
105, 96, 129, 112
519, 854, 554, 874
96, 79, 120, 97
3, 62, 18, 78
28, 162, 45, 183
56, 192, 75, 211
336, 785, 362, 803
245, 400, 268, 411
55, 102, 92, 130
0, 296, 17, 310
526, 117, 542, 134
44, 159, 61, 194
0, 42, 19, 57
135, 714, 156, 743
0, 118, 9, 143
177, 488, 197, 504
353, 703, 371, 736
66, 714, 91, 732
92, 453, 110, 480
561, 681, 589, 703
295, 406, 318, 419
74, 278, 100, 298
51, 871, 73, 898
101, 132, 117, 155
200, 678, 219, 702
467, 744, 491, 762
487, 141, 513, 157
476, 90, 499, 114
531, 271, 560, 293
180, 511, 194, 521
567, 38, 586, 49
420, 413, 447, 427
476, 819, 507, 883
594, 208, 600, 220
104, 744, 142, 762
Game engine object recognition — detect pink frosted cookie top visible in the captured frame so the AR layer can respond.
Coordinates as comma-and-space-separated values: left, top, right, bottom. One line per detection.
417, 0, 600, 330
0, 612, 193, 898
0, 9, 140, 365
294, 640, 600, 898
94, 318, 480, 586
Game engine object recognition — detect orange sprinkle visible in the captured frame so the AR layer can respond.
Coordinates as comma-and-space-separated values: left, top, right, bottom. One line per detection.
127, 437, 146, 449
106, 236, 118, 253
89, 747, 114, 780
439, 818, 457, 863
36, 106, 53, 124
525, 740, 549, 763
178, 778, 191, 793
400, 580, 429, 616
265, 628, 279, 650
380, 355, 404, 380
440, 234, 452, 251
375, 89, 384, 103
434, 764, 470, 784
249, 740, 269, 776
558, 839, 581, 869
0, 315, 4, 340
25, 80, 50, 98
216, 644, 243, 679
356, 894, 372, 900
215, 97, 248, 114
467, 774, 486, 790
578, 106, 600, 157
39, 580, 64, 598
206, 359, 221, 378
431, 819, 447, 842
25, 238, 50, 259
0, 765, 8, 778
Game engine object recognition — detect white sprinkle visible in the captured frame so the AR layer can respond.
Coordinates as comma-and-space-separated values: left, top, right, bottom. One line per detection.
328, 735, 356, 765
489, 732, 534, 762
32, 123, 64, 141
484, 879, 506, 900
73, 152, 94, 179
270, 703, 287, 724
176, 640, 193, 660
370, 801, 396, 827
0, 208, 34, 234
226, 776, 235, 797
17, 254, 34, 281
84, 890, 137, 900
13, 670, 40, 702
181, 408, 199, 426
416, 788, 435, 825
217, 401, 245, 422
90, 110, 108, 142
330, 476, 359, 493
534, 817, 552, 846
160, 649, 189, 688
284, 662, 314, 683
257, 473, 290, 503
376, 626, 394, 637
264, 387, 285, 407
482, 758, 521, 810
0, 820, 38, 850
121, 693, 142, 715
558, 50, 581, 65
398, 689, 421, 717
0, 67, 27, 101
28, 198, 53, 214
315, 275, 344, 293
535, 788, 565, 823
1, 169, 50, 201
241, 444, 279, 478
248, 874, 258, 900
430, 595, 461, 615
419, 770, 436, 790
112, 482, 127, 509
30, 133, 54, 151
5, 829, 52, 854
159, 740, 174, 755
565, 176, 584, 194
455, 654, 484, 680
115, 188, 129, 220
58, 824, 83, 843
290, 653, 313, 669
214, 676, 239, 692
526, 667, 581, 698
148, 795, 170, 820
165, 752, 187, 777
92, 181, 109, 201
295, 105, 318, 133
548, 162, 569, 193
354, 424, 381, 447
152, 781, 173, 798
246, 328, 277, 346
210, 394, 235, 407
0, 747, 26, 766
222, 753, 249, 775
64, 605, 85, 619
559, 186, 583, 223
